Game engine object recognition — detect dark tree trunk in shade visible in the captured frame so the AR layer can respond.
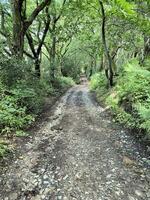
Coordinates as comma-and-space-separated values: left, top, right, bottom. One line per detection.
11, 0, 24, 58
11, 0, 51, 58
99, 0, 113, 87
50, 22, 56, 81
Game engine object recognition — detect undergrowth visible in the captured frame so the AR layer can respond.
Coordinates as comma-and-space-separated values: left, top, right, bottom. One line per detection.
0, 140, 10, 158
90, 59, 150, 141
0, 57, 74, 157
55, 76, 75, 89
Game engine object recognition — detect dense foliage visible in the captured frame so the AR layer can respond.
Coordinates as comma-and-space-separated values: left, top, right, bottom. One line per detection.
90, 59, 150, 140
88, 0, 150, 141
107, 60, 150, 133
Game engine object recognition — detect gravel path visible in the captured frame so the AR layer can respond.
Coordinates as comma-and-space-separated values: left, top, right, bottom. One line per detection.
0, 84, 150, 200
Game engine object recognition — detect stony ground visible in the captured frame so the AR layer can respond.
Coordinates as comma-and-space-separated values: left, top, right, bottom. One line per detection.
0, 83, 150, 200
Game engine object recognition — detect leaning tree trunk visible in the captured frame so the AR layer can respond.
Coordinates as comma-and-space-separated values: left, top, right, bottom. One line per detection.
99, 0, 113, 87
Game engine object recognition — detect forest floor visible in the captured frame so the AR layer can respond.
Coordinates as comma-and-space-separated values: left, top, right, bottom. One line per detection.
0, 82, 150, 200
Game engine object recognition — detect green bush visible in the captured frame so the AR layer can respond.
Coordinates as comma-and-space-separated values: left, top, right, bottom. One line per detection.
90, 73, 107, 91
0, 81, 6, 95
0, 56, 75, 138
0, 93, 34, 135
107, 59, 150, 135
0, 78, 55, 135
12, 81, 44, 114
0, 142, 9, 157
0, 56, 32, 87
55, 76, 75, 89
61, 57, 81, 83
39, 80, 54, 95
0, 56, 55, 136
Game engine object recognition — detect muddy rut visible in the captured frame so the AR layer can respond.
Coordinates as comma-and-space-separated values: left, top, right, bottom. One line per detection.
0, 84, 150, 200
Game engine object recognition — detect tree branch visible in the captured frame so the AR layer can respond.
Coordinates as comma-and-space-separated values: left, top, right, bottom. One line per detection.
23, 50, 34, 59
37, 7, 50, 55
42, 50, 50, 61
24, 0, 51, 31
54, 0, 67, 23
26, 32, 37, 57
4, 48, 12, 56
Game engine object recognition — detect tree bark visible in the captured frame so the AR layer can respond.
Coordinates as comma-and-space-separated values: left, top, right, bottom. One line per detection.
48, 0, 67, 82
144, 36, 150, 58
99, 0, 113, 87
24, 0, 51, 31
50, 20, 56, 80
11, 0, 51, 58
0, 5, 5, 30
35, 57, 41, 77
11, 0, 24, 57
26, 8, 50, 78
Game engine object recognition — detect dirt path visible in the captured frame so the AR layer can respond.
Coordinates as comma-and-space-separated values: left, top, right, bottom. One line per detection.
0, 84, 150, 200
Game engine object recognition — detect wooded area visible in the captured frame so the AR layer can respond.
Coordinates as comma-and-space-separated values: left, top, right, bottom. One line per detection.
0, 0, 150, 157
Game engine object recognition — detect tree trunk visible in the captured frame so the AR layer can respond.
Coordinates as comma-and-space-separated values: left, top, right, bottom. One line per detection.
35, 58, 41, 78
0, 5, 5, 30
58, 57, 63, 76
99, 0, 113, 87
50, 22, 56, 81
26, 8, 50, 78
99, 54, 103, 71
50, 45, 56, 80
144, 36, 150, 58
11, 0, 51, 58
11, 0, 24, 58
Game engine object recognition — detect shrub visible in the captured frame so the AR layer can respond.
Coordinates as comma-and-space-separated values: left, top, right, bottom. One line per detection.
12, 81, 44, 114
0, 81, 6, 95
61, 57, 81, 83
0, 56, 32, 87
0, 93, 34, 135
38, 80, 54, 96
0, 56, 53, 136
0, 142, 9, 157
55, 76, 75, 89
106, 59, 150, 136
90, 73, 107, 91
135, 103, 150, 132
0, 56, 75, 138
